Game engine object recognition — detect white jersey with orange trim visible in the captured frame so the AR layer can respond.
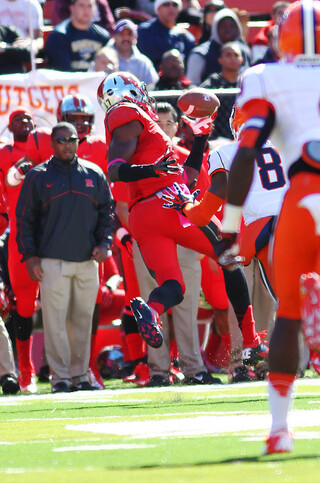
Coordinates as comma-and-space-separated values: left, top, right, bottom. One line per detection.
237, 61, 320, 171
207, 140, 288, 225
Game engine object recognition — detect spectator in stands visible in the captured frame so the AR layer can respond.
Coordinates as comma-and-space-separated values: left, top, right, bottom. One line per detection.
186, 7, 251, 85
137, 0, 195, 71
155, 48, 192, 90
198, 0, 225, 44
251, 1, 290, 63
201, 42, 242, 140
0, 25, 34, 74
154, 49, 193, 115
89, 45, 119, 73
107, 19, 159, 89
0, 0, 44, 49
253, 26, 280, 65
51, 0, 115, 34
46, 0, 110, 72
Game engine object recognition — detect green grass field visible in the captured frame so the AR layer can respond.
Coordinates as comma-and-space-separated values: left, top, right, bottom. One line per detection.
1, 372, 320, 483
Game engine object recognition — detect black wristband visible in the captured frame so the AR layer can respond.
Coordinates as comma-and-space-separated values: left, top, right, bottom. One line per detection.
118, 162, 157, 182
183, 134, 208, 172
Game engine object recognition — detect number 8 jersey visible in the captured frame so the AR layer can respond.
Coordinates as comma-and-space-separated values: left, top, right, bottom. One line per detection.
207, 140, 288, 226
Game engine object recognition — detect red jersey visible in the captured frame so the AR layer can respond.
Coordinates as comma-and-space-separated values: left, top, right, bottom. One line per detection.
0, 142, 30, 220
26, 128, 108, 173
105, 102, 185, 209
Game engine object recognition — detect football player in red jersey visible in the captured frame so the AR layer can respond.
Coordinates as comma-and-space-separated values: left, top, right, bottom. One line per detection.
0, 108, 39, 393
8, 95, 111, 389
98, 71, 268, 367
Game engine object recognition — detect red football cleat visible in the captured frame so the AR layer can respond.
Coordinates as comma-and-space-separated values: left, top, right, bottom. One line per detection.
300, 272, 320, 352
262, 429, 293, 455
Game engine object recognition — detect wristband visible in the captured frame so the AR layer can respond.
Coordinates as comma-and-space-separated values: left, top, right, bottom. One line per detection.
221, 203, 242, 233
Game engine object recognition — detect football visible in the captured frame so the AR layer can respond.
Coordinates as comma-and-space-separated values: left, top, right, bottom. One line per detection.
177, 88, 220, 118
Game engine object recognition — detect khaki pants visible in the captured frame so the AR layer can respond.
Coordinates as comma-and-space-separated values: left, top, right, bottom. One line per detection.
39, 258, 99, 387
0, 317, 16, 378
133, 242, 206, 378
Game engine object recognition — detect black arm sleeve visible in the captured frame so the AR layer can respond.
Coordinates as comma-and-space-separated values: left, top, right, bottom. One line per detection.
183, 134, 209, 172
117, 162, 157, 182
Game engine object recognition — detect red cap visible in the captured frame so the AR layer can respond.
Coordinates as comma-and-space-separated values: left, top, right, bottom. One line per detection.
9, 107, 35, 126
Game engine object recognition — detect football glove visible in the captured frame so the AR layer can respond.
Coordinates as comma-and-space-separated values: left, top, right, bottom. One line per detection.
162, 181, 200, 214
215, 231, 244, 271
16, 161, 32, 177
181, 111, 217, 136
154, 148, 183, 177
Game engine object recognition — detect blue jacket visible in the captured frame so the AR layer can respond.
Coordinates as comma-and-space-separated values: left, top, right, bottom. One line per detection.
16, 156, 114, 262
137, 18, 195, 70
45, 19, 110, 71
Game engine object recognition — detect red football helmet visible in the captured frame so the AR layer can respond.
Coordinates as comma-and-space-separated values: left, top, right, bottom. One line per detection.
278, 0, 320, 59
57, 94, 95, 139
97, 71, 157, 120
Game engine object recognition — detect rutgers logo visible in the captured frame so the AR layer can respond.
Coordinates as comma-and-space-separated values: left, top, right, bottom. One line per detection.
85, 179, 94, 188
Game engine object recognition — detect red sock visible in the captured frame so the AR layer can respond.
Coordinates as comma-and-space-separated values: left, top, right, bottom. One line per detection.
126, 333, 146, 361
268, 372, 296, 397
16, 337, 35, 374
148, 300, 165, 316
239, 305, 260, 347
170, 339, 179, 360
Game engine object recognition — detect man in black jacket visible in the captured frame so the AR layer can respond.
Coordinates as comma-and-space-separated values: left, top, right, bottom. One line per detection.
16, 122, 115, 393
0, 25, 32, 74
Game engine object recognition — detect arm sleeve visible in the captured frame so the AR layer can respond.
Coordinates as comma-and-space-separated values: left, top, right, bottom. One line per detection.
15, 172, 40, 261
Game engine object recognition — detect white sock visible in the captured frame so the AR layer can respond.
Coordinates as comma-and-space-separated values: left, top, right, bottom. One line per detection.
268, 378, 295, 434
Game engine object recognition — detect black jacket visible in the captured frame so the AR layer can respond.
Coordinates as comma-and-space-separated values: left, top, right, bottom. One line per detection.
16, 156, 114, 262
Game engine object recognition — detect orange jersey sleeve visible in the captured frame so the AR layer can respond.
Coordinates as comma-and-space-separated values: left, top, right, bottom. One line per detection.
106, 103, 143, 133
239, 99, 275, 150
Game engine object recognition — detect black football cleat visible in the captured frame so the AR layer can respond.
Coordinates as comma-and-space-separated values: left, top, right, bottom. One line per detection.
130, 297, 163, 348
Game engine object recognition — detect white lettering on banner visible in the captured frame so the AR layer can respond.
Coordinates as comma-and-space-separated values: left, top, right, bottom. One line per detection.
0, 69, 106, 139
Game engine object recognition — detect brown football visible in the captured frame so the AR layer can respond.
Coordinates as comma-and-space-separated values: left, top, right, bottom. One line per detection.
177, 88, 220, 118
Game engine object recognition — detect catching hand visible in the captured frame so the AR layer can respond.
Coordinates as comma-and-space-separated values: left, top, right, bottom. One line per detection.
181, 111, 217, 136
215, 232, 243, 270
162, 182, 200, 214
154, 148, 183, 177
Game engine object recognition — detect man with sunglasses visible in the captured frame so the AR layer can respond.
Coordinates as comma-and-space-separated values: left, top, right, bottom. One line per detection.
137, 0, 195, 70
16, 122, 114, 393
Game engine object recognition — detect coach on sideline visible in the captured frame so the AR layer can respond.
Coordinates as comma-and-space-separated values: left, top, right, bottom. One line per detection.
15, 122, 114, 393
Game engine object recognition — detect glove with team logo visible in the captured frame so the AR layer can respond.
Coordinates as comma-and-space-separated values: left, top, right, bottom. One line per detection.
16, 161, 33, 178
181, 111, 217, 136
153, 148, 183, 177
215, 231, 244, 271
162, 181, 200, 214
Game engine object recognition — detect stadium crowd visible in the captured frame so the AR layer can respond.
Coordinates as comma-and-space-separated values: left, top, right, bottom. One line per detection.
0, 0, 319, 456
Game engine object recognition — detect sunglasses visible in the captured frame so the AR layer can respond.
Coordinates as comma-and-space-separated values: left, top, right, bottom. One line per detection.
55, 136, 79, 144
162, 2, 179, 7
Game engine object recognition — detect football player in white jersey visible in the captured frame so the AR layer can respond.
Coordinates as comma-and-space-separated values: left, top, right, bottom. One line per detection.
217, 0, 320, 455
162, 106, 288, 374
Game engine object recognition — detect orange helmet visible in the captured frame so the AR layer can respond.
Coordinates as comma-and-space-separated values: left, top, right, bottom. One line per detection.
229, 105, 246, 140
278, 0, 320, 58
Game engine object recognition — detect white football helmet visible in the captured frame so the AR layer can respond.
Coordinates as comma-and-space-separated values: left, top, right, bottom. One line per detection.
97, 72, 157, 119
57, 94, 95, 138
